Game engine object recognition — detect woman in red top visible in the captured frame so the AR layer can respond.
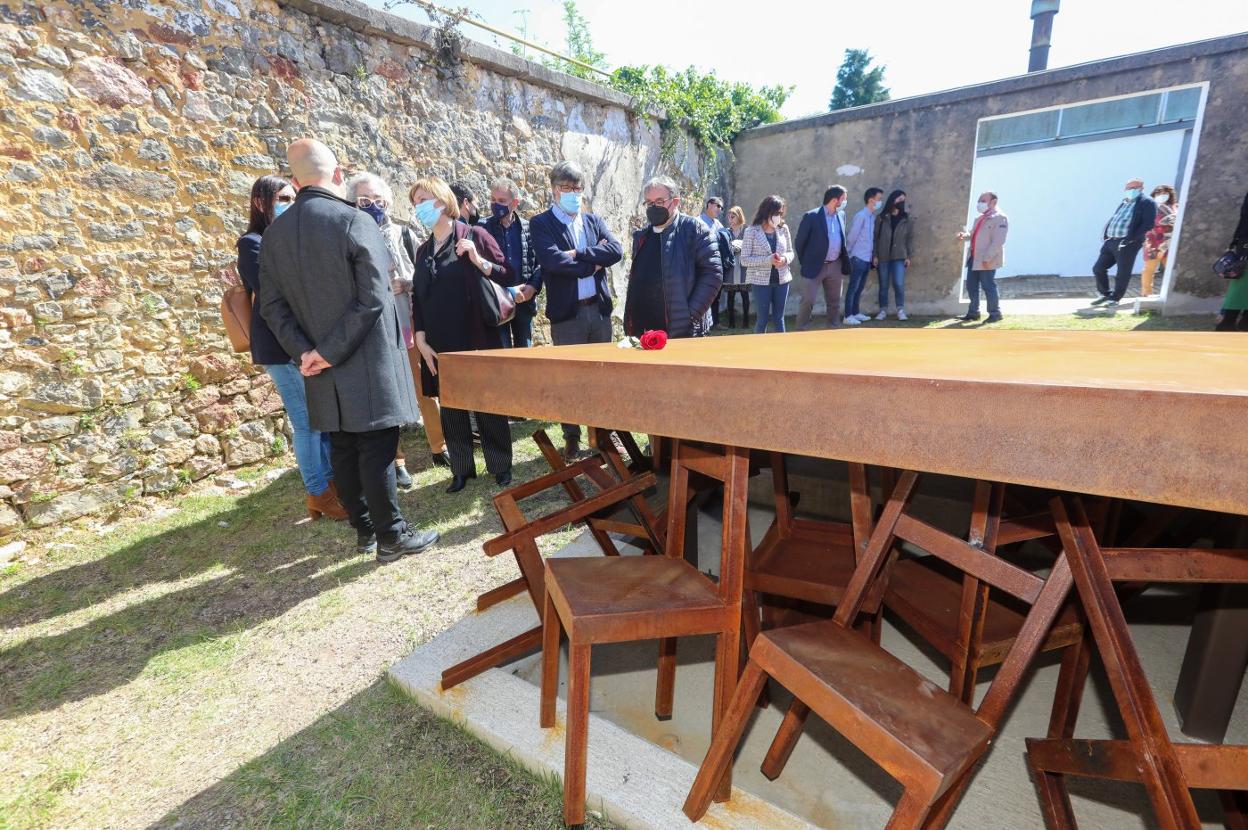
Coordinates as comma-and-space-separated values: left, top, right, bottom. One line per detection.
1141, 184, 1177, 297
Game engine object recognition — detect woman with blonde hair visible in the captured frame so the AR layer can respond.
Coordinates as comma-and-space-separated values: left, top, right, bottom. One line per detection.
1141, 183, 1177, 297
408, 176, 513, 493
739, 195, 793, 333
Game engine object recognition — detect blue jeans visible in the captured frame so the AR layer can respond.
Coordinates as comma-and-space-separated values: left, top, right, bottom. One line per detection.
878, 259, 906, 311
752, 283, 790, 333
966, 267, 1000, 315
265, 362, 333, 496
500, 312, 533, 348
845, 256, 871, 317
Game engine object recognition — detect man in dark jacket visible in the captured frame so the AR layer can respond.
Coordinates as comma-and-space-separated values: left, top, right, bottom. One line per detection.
258, 139, 439, 562
480, 176, 540, 348
793, 185, 851, 328
624, 176, 722, 339
530, 160, 623, 459
1091, 176, 1157, 307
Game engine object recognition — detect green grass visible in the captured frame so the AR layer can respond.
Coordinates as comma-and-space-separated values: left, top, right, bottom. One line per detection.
1, 421, 614, 830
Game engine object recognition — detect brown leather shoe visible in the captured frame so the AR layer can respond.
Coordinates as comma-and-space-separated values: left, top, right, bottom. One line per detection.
307, 487, 348, 521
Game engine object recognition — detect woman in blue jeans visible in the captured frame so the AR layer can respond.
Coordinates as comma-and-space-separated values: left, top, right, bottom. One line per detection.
872, 189, 914, 321
739, 195, 794, 333
236, 175, 346, 521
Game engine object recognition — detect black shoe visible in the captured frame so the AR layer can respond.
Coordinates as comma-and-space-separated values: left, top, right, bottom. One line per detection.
495, 470, 512, 487
431, 451, 451, 469
956, 312, 982, 322
508, 415, 528, 424
395, 464, 413, 489
377, 527, 440, 563
1103, 299, 1120, 308
984, 313, 1003, 323
1090, 295, 1112, 306
446, 475, 470, 493
357, 528, 378, 555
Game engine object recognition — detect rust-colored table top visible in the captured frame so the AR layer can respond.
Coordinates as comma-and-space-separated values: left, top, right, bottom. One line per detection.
439, 330, 1248, 515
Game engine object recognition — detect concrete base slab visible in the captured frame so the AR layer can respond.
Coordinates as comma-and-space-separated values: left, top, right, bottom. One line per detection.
391, 505, 1246, 829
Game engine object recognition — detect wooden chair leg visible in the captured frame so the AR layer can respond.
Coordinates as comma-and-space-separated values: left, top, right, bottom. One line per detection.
1049, 634, 1091, 739
740, 589, 770, 708
540, 590, 561, 729
1220, 789, 1248, 830
683, 661, 769, 821
712, 623, 743, 802
888, 786, 937, 830
760, 698, 810, 781
563, 642, 592, 828
1028, 750, 1080, 830
655, 637, 677, 720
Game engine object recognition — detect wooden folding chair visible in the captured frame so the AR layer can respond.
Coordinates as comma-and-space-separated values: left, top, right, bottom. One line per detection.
439, 435, 661, 691
684, 472, 1077, 829
541, 441, 752, 827
1025, 495, 1248, 830
884, 480, 1084, 704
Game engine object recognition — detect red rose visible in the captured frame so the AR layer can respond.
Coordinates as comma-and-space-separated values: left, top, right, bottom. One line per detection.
639, 330, 667, 350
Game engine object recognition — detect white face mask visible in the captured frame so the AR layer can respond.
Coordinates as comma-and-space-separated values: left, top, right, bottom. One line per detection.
1155, 193, 1170, 204
976, 201, 990, 214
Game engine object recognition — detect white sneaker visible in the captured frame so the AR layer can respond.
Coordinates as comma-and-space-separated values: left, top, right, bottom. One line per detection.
897, 309, 908, 321
875, 310, 888, 321
843, 315, 861, 325
853, 313, 871, 322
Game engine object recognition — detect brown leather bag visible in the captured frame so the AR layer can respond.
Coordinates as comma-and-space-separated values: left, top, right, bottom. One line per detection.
221, 283, 252, 353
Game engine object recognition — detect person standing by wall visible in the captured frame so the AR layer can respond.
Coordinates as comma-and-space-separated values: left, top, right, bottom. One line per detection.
699, 196, 724, 233
623, 176, 722, 338
843, 187, 882, 325
873, 189, 913, 321
724, 205, 749, 328
530, 160, 623, 460
409, 176, 514, 493
480, 177, 541, 348
258, 139, 438, 563
1216, 191, 1248, 332
1141, 183, 1177, 298
954, 191, 1010, 323
794, 185, 850, 329
450, 181, 480, 227
237, 175, 347, 522
1090, 177, 1156, 308
740, 195, 794, 334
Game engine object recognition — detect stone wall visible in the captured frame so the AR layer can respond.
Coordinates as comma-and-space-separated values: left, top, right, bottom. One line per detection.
732, 34, 1248, 315
0, 0, 711, 539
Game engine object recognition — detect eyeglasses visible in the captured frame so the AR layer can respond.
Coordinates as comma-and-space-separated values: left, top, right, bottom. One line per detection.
356, 196, 389, 210
643, 197, 673, 208
555, 184, 584, 194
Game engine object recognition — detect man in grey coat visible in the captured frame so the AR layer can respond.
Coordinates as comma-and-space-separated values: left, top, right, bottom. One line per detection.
259, 139, 438, 562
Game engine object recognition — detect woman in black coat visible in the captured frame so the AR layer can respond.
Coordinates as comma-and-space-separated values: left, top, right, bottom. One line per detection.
409, 176, 514, 493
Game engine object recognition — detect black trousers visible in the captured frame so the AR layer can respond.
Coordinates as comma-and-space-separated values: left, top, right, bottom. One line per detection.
1216, 309, 1248, 332
441, 407, 512, 478
1092, 237, 1142, 301
329, 426, 405, 538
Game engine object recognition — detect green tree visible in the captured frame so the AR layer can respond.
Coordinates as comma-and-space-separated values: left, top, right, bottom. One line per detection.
828, 48, 890, 111
552, 0, 608, 79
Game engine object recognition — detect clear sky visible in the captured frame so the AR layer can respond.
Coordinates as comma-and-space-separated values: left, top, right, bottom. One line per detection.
364, 0, 1248, 118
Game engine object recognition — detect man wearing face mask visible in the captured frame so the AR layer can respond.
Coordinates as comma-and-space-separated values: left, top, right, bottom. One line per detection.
530, 160, 624, 460
450, 181, 480, 227
1090, 177, 1156, 308
480, 177, 540, 349
623, 176, 722, 339
794, 185, 852, 329
258, 139, 439, 563
954, 191, 1010, 323
843, 187, 883, 324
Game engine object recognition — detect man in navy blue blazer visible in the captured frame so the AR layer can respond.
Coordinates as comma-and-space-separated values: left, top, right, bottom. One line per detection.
793, 185, 851, 328
529, 160, 623, 459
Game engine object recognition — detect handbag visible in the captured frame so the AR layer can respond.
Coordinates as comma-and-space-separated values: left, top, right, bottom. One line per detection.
221, 283, 252, 352
456, 223, 515, 326
1214, 247, 1247, 280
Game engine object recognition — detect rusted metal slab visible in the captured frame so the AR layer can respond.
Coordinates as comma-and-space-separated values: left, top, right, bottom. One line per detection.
438, 330, 1248, 515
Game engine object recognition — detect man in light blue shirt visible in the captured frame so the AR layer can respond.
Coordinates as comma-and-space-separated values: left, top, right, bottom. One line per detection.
699, 196, 724, 234
843, 187, 883, 324
793, 185, 850, 328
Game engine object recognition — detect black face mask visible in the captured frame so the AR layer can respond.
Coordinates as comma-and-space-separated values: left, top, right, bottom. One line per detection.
646, 205, 670, 226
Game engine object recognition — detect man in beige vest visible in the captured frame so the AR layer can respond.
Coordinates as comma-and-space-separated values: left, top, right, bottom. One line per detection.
955, 191, 1009, 323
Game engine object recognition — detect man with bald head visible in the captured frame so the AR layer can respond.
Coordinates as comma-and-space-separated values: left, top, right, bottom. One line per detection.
1090, 176, 1156, 308
258, 138, 439, 562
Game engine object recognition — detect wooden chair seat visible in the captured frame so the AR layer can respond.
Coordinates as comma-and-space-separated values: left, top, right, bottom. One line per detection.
887, 558, 1084, 666
755, 619, 993, 795
747, 519, 858, 606
546, 556, 726, 643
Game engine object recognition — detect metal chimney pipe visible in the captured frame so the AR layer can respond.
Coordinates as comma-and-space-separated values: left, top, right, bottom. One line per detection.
1029, 0, 1060, 72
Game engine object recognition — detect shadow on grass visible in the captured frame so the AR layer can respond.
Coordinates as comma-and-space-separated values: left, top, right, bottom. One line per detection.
0, 425, 562, 720
147, 677, 614, 830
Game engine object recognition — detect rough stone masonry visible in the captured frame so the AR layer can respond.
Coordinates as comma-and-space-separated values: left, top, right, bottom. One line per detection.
0, 0, 711, 538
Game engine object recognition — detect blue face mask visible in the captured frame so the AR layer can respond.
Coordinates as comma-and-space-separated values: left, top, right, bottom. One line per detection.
413, 199, 441, 227
360, 203, 386, 225
273, 201, 290, 219
1125, 188, 1142, 200
490, 202, 511, 220
558, 191, 582, 214
870, 201, 882, 213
